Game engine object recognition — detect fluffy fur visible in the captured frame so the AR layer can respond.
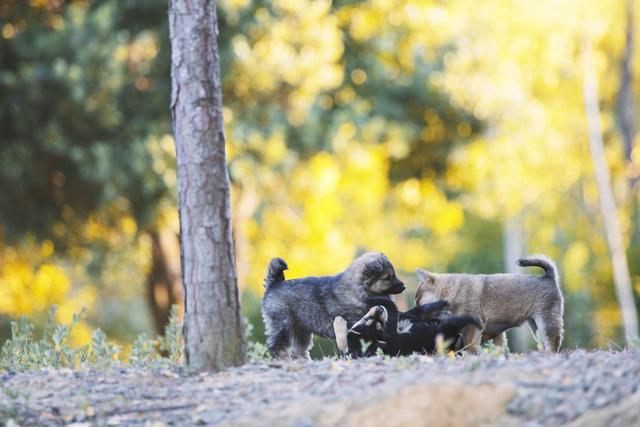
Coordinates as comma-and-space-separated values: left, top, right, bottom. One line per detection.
262, 252, 405, 359
334, 299, 481, 358
364, 296, 452, 335
415, 254, 564, 352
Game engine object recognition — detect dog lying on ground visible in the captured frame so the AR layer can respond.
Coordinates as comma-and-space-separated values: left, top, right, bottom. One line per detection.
365, 296, 452, 334
261, 252, 406, 359
415, 254, 564, 352
365, 296, 467, 351
333, 299, 481, 357
333, 298, 451, 357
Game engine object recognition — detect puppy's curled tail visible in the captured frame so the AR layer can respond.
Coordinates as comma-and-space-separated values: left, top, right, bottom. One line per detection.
264, 257, 288, 289
517, 254, 559, 284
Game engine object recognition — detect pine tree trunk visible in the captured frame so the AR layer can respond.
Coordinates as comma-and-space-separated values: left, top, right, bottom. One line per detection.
169, 0, 245, 370
583, 41, 639, 341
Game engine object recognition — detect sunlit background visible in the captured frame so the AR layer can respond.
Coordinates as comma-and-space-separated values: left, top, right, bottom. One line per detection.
1, 0, 639, 355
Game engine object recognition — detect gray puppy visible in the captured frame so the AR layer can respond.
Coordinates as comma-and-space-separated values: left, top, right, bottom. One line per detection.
415, 254, 564, 352
262, 252, 406, 359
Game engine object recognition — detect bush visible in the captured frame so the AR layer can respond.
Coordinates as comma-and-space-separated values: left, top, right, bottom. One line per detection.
0, 305, 184, 372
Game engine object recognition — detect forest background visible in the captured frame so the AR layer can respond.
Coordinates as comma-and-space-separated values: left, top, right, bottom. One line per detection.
2, 0, 640, 357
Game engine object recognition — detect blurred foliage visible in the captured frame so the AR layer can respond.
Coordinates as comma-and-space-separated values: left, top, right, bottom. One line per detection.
0, 304, 183, 372
1, 0, 639, 352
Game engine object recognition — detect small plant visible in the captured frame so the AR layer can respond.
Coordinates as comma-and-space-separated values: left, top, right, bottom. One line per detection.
247, 340, 270, 361
129, 333, 157, 367
533, 329, 545, 352
244, 318, 271, 362
480, 340, 506, 357
0, 306, 89, 371
89, 328, 120, 368
0, 317, 36, 371
0, 304, 185, 372
157, 305, 184, 365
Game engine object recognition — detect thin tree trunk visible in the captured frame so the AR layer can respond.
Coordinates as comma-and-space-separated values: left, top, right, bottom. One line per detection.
146, 229, 182, 335
503, 215, 529, 352
582, 41, 639, 341
169, 0, 245, 370
618, 0, 640, 267
619, 0, 636, 165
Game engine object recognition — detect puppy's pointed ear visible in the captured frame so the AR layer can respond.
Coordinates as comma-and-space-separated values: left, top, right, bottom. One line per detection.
364, 260, 384, 277
416, 268, 435, 284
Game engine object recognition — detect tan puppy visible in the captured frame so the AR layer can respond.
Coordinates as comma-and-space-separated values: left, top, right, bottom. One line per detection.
415, 255, 564, 352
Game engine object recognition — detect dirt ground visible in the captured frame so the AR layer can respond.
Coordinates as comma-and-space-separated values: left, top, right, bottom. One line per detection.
1, 349, 639, 427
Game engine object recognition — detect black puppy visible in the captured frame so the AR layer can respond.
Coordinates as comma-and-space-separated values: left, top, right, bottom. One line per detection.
365, 296, 466, 350
335, 297, 453, 357
365, 296, 451, 335
337, 300, 481, 357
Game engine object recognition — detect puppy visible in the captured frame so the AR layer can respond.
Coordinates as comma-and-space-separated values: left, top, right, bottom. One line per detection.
262, 252, 405, 358
365, 296, 452, 335
400, 300, 468, 351
365, 296, 467, 351
370, 298, 480, 356
334, 301, 481, 358
338, 298, 448, 357
415, 254, 564, 352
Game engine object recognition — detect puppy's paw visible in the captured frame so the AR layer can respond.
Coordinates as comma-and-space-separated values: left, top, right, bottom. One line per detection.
366, 305, 388, 323
374, 305, 387, 320
438, 299, 451, 309
333, 316, 348, 354
417, 299, 450, 320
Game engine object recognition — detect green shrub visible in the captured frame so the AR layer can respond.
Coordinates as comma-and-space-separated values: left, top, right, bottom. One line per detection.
157, 305, 183, 364
129, 332, 156, 367
0, 307, 88, 371
0, 305, 184, 372
244, 317, 271, 362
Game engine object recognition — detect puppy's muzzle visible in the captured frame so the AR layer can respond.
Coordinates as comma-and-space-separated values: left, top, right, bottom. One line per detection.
388, 279, 405, 294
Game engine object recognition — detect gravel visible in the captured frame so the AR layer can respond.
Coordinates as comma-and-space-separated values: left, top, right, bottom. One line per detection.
1, 349, 638, 426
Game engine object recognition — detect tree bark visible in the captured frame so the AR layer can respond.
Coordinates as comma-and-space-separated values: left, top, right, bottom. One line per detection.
583, 41, 639, 341
169, 0, 245, 370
